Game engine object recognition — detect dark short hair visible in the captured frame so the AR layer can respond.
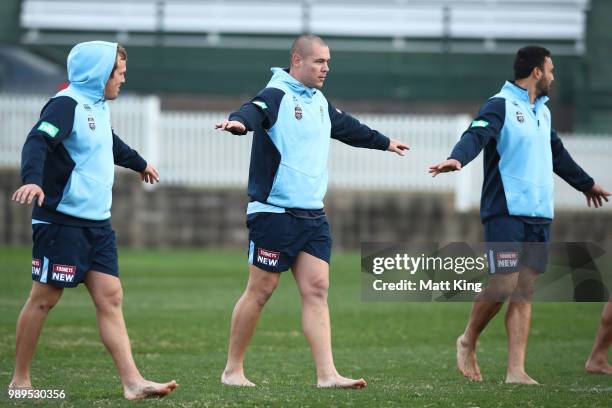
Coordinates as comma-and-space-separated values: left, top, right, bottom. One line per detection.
513, 46, 551, 80
110, 44, 127, 78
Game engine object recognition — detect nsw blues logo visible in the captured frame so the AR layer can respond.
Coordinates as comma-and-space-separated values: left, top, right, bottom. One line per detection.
88, 116, 96, 130
295, 105, 303, 120
516, 111, 524, 123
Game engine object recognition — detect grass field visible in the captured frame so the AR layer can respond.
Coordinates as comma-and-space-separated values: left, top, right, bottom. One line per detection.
0, 247, 611, 407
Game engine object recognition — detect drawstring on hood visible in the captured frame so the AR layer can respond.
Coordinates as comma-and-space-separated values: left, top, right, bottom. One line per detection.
67, 41, 118, 103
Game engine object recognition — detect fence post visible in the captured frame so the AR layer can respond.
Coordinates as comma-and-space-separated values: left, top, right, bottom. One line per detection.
142, 95, 161, 190
453, 114, 472, 212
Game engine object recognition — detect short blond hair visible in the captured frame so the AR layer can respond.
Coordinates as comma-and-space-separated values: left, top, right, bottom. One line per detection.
290, 35, 327, 62
110, 44, 127, 77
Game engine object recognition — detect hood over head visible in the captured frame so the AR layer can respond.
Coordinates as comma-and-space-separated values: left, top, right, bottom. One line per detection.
67, 41, 118, 102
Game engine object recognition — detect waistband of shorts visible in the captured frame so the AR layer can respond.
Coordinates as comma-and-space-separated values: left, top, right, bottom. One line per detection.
33, 206, 111, 227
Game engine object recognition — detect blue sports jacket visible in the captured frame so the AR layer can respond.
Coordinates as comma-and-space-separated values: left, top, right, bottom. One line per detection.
20, 41, 147, 226
449, 81, 593, 223
229, 67, 390, 213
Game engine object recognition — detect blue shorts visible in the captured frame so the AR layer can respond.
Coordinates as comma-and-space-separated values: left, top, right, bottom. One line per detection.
484, 216, 550, 274
31, 223, 119, 288
246, 210, 332, 273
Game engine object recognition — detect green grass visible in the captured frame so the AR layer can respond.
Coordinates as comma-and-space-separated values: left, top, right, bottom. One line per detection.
0, 248, 610, 407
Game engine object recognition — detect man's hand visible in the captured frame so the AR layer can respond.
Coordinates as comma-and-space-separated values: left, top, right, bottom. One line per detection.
388, 139, 409, 156
428, 159, 462, 177
584, 183, 611, 208
12, 184, 44, 206
141, 163, 160, 184
215, 120, 247, 135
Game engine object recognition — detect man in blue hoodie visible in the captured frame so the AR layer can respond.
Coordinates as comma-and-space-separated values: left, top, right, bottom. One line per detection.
430, 46, 610, 384
9, 41, 177, 399
216, 35, 408, 388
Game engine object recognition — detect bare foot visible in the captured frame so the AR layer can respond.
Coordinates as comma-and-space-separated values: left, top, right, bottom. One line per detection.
456, 335, 482, 381
585, 358, 612, 375
8, 382, 33, 393
505, 372, 539, 385
123, 380, 178, 400
221, 370, 256, 387
317, 375, 367, 389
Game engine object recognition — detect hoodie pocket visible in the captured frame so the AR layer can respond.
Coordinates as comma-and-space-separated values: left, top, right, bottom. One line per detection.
268, 163, 326, 208
58, 170, 113, 220
502, 173, 554, 218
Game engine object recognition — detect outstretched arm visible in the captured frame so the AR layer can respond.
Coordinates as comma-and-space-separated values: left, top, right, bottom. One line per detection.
112, 131, 158, 184
551, 129, 593, 191
15, 96, 77, 206
550, 130, 609, 208
429, 97, 505, 177
216, 88, 284, 135
328, 103, 408, 155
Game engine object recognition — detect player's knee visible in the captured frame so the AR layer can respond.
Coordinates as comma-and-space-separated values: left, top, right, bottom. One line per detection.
248, 279, 278, 307
29, 295, 60, 313
302, 277, 329, 301
512, 283, 535, 301
95, 287, 123, 311
601, 309, 612, 327
488, 279, 518, 301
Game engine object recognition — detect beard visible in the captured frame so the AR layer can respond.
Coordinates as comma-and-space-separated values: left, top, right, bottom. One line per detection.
536, 77, 551, 97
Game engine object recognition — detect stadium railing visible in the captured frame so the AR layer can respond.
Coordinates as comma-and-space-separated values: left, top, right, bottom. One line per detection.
20, 0, 589, 54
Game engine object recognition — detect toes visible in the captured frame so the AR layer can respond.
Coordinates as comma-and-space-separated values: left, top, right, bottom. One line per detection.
350, 379, 367, 389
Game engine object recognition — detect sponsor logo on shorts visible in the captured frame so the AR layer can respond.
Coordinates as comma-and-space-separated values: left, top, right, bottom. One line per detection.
257, 248, 280, 267
496, 252, 519, 268
51, 264, 76, 283
32, 259, 42, 276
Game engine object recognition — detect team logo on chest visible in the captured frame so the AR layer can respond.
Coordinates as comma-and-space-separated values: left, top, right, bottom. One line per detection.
84, 104, 96, 130
515, 111, 525, 123
293, 96, 302, 120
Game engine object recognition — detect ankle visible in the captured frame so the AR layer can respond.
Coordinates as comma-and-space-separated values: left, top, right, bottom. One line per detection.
317, 369, 339, 382
506, 367, 527, 376
459, 334, 476, 349
9, 376, 32, 388
586, 354, 608, 364
122, 375, 146, 388
223, 365, 244, 376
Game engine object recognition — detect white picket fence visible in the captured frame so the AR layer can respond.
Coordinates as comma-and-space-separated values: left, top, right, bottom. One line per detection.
1, 94, 610, 212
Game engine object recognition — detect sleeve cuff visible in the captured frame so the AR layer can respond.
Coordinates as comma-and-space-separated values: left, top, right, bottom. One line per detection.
132, 156, 147, 173
228, 114, 249, 133
448, 156, 465, 167
23, 175, 42, 187
577, 179, 595, 192
379, 135, 390, 151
